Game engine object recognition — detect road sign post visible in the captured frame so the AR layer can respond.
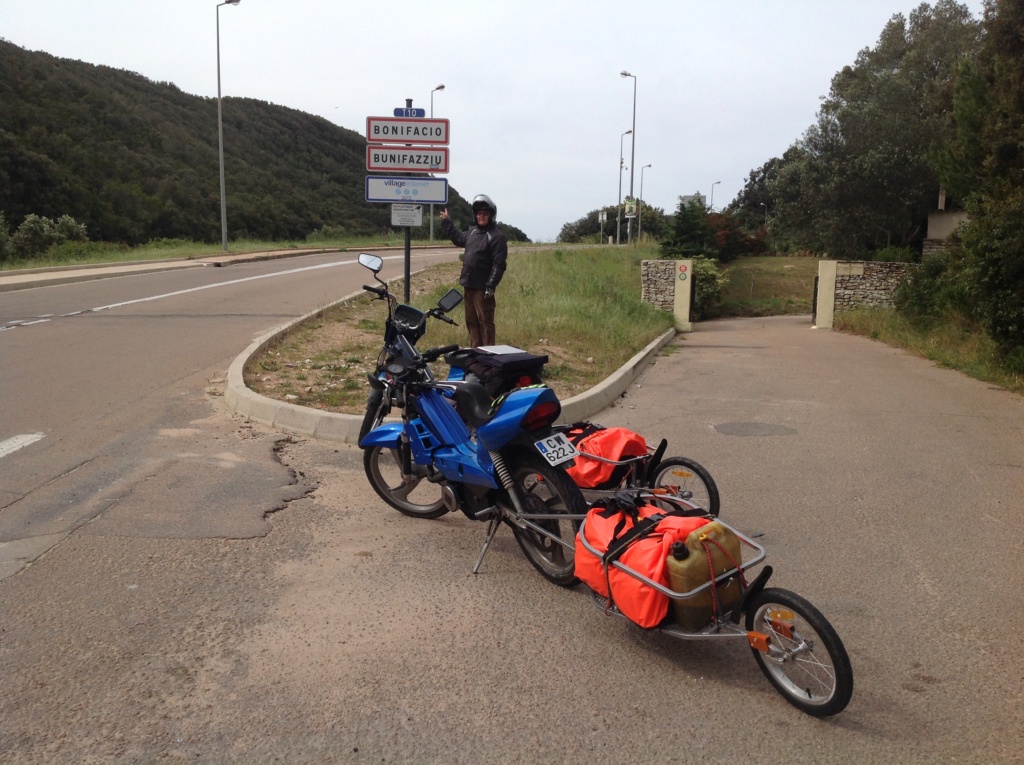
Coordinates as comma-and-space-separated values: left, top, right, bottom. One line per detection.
365, 111, 453, 301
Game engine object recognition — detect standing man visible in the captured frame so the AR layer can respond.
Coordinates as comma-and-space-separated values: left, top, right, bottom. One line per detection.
440, 194, 507, 347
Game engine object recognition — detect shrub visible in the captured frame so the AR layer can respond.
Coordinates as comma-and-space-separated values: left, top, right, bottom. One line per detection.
895, 244, 979, 325
0, 212, 11, 261
963, 190, 1024, 365
8, 213, 90, 260
11, 215, 61, 259
690, 255, 729, 319
55, 214, 87, 242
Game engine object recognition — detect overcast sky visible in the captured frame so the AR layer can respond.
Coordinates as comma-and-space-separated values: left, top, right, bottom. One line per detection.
2, 0, 985, 242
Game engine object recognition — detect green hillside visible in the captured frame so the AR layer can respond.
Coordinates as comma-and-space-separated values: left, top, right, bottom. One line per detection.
0, 39, 513, 245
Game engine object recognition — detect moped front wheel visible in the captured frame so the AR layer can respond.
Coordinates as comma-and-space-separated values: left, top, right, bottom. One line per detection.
745, 587, 853, 716
507, 455, 586, 587
647, 457, 720, 516
363, 445, 448, 519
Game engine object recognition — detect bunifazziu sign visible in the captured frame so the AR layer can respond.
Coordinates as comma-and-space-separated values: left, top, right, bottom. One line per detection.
366, 145, 449, 173
366, 117, 450, 145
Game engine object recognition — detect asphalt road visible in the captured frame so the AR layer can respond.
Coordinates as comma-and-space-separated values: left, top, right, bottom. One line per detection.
1, 268, 1022, 762
0, 248, 458, 578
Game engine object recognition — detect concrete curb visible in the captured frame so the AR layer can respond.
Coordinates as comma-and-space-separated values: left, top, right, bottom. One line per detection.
0, 260, 208, 292
224, 302, 677, 444
557, 329, 676, 424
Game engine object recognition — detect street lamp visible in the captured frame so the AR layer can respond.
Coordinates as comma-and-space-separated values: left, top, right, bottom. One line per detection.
616, 129, 632, 245
638, 163, 651, 242
621, 70, 637, 244
760, 202, 768, 228
710, 180, 721, 212
429, 83, 445, 245
216, 0, 241, 253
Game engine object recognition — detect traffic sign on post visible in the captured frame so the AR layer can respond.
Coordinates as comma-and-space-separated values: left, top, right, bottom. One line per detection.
366, 145, 449, 173
391, 203, 423, 227
366, 117, 450, 145
365, 176, 449, 204
365, 109, 453, 305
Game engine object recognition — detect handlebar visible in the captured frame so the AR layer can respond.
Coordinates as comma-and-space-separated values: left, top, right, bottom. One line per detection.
421, 344, 461, 363
426, 307, 459, 326
363, 284, 386, 298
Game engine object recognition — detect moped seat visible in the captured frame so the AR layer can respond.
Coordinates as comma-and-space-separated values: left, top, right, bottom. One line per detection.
450, 381, 496, 428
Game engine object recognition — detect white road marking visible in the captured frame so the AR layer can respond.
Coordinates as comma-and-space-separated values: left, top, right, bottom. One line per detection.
0, 433, 46, 458
1, 253, 410, 330
90, 256, 380, 312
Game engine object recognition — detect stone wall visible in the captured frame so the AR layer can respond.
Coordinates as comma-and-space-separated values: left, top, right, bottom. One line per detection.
641, 259, 676, 312
646, 258, 916, 319
833, 261, 917, 312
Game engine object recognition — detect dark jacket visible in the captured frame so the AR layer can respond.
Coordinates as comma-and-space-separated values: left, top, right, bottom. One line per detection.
442, 217, 508, 291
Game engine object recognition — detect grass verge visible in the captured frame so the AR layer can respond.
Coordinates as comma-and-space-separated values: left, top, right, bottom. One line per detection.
834, 307, 1024, 395
710, 256, 820, 317
246, 245, 676, 413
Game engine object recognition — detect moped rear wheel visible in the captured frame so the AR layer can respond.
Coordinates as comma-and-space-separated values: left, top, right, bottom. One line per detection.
507, 456, 586, 587
363, 445, 448, 519
745, 587, 853, 716
647, 457, 720, 516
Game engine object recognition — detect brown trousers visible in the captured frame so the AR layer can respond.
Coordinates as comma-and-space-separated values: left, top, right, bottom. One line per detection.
463, 288, 496, 347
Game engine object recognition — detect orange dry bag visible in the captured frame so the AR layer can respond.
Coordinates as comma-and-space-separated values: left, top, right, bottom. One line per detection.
564, 422, 648, 490
575, 493, 710, 628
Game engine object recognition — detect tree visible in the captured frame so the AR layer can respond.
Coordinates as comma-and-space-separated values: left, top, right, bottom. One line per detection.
557, 204, 667, 244
661, 197, 711, 258
497, 222, 530, 243
726, 156, 782, 232
753, 2, 981, 258
0, 41, 507, 246
0, 212, 11, 260
707, 212, 765, 261
956, 0, 1024, 368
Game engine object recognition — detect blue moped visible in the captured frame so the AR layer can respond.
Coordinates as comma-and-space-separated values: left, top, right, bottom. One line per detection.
357, 253, 586, 585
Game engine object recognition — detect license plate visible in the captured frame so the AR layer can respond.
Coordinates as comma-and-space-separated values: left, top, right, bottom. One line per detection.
534, 432, 579, 466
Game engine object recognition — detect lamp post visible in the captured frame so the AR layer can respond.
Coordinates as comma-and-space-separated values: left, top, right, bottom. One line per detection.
760, 202, 768, 228
710, 180, 721, 212
216, 0, 241, 253
429, 83, 445, 244
638, 163, 651, 242
621, 70, 637, 244
616, 129, 631, 245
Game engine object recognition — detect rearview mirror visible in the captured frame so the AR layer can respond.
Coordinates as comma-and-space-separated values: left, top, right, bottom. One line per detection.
437, 288, 463, 313
358, 253, 383, 273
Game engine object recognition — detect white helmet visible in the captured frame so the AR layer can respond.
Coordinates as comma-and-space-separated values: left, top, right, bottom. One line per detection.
471, 194, 497, 218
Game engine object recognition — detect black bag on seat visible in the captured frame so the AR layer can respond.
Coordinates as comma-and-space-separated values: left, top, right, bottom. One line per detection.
448, 348, 548, 398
